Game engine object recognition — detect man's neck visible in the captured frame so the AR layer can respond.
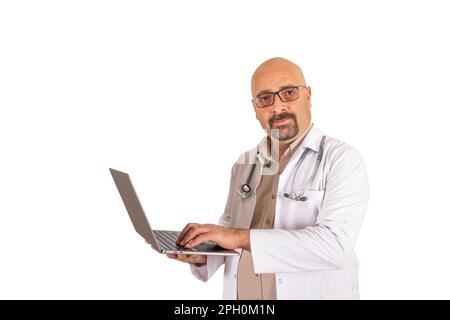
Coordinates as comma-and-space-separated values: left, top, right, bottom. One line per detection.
278, 141, 290, 158
268, 124, 313, 161
266, 137, 292, 161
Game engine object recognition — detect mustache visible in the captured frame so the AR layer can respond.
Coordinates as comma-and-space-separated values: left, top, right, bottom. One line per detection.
269, 112, 296, 126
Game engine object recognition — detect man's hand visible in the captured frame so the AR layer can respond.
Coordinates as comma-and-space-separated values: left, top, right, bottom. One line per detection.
166, 253, 207, 267
177, 223, 250, 251
145, 240, 207, 266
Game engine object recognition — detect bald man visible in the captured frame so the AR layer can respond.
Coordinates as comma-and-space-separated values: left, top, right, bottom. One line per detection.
162, 57, 369, 300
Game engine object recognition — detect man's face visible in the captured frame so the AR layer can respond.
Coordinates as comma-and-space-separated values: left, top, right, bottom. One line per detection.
251, 63, 312, 142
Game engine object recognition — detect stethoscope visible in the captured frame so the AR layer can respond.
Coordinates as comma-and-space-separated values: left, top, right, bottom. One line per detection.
238, 136, 326, 201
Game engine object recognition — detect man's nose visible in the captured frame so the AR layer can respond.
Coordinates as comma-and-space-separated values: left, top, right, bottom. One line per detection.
271, 93, 286, 113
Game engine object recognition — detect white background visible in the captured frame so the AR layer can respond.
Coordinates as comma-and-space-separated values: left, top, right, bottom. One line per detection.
1, 0, 449, 299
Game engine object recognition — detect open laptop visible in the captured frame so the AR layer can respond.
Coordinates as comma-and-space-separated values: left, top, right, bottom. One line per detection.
109, 168, 239, 256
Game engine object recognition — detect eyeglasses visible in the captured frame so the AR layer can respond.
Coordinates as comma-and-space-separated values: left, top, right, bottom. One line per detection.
252, 85, 307, 108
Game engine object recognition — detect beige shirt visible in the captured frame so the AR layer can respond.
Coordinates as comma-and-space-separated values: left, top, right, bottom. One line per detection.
236, 129, 308, 300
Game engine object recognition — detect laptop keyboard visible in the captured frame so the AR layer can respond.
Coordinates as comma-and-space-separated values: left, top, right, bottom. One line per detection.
153, 230, 198, 252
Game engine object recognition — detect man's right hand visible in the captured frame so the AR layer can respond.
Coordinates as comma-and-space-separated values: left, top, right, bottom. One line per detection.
166, 253, 207, 267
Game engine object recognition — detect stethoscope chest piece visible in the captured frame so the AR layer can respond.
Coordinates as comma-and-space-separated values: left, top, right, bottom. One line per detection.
238, 157, 258, 199
241, 184, 251, 193
238, 183, 252, 199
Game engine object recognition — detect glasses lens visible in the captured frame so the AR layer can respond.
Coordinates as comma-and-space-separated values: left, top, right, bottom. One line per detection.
255, 93, 274, 108
279, 87, 299, 102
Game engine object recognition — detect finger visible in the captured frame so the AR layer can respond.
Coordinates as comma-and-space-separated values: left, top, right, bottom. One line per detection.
185, 232, 213, 248
180, 225, 210, 246
166, 253, 178, 259
182, 224, 219, 246
177, 254, 198, 263
176, 255, 190, 263
177, 223, 197, 244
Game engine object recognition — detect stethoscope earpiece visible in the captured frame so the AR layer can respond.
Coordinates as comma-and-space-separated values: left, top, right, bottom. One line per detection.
284, 193, 308, 201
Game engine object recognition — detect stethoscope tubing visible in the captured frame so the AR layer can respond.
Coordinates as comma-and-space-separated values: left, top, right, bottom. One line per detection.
239, 136, 326, 201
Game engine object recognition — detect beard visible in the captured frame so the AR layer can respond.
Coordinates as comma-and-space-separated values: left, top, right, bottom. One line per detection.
269, 112, 299, 141
271, 124, 299, 141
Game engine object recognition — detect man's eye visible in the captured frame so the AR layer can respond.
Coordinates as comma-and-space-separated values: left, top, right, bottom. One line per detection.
284, 89, 295, 96
259, 95, 271, 102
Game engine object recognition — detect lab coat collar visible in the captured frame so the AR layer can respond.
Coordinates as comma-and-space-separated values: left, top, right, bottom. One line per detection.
256, 123, 323, 165
300, 123, 323, 153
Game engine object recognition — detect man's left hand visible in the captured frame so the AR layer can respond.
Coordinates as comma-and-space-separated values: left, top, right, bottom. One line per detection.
177, 223, 250, 251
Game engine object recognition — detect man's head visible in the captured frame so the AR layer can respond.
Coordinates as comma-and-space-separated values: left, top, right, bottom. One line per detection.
251, 57, 311, 142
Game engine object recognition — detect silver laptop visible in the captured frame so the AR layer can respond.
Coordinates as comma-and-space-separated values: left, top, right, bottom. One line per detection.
109, 168, 239, 256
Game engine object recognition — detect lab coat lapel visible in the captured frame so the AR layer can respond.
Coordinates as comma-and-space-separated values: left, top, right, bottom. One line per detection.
233, 158, 263, 229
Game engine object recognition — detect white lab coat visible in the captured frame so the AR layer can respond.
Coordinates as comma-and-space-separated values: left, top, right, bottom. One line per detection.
190, 125, 369, 299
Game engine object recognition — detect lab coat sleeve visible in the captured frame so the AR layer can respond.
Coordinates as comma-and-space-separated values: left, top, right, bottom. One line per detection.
250, 147, 369, 273
190, 164, 236, 281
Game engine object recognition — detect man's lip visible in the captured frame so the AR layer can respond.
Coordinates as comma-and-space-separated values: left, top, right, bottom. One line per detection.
272, 118, 292, 126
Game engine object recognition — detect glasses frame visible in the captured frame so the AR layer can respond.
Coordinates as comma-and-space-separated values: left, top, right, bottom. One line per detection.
252, 85, 308, 108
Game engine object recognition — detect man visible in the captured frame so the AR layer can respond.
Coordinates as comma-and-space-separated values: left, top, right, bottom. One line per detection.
162, 57, 369, 299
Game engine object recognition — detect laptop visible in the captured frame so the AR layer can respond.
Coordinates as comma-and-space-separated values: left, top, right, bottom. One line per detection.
109, 168, 239, 256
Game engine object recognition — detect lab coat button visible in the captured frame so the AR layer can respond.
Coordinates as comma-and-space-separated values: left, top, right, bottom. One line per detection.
265, 219, 271, 225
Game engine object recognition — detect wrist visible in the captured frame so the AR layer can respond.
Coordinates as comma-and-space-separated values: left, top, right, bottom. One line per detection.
237, 229, 250, 251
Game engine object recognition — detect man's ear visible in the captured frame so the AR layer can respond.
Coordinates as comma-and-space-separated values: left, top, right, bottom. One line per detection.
252, 103, 259, 119
307, 86, 312, 107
